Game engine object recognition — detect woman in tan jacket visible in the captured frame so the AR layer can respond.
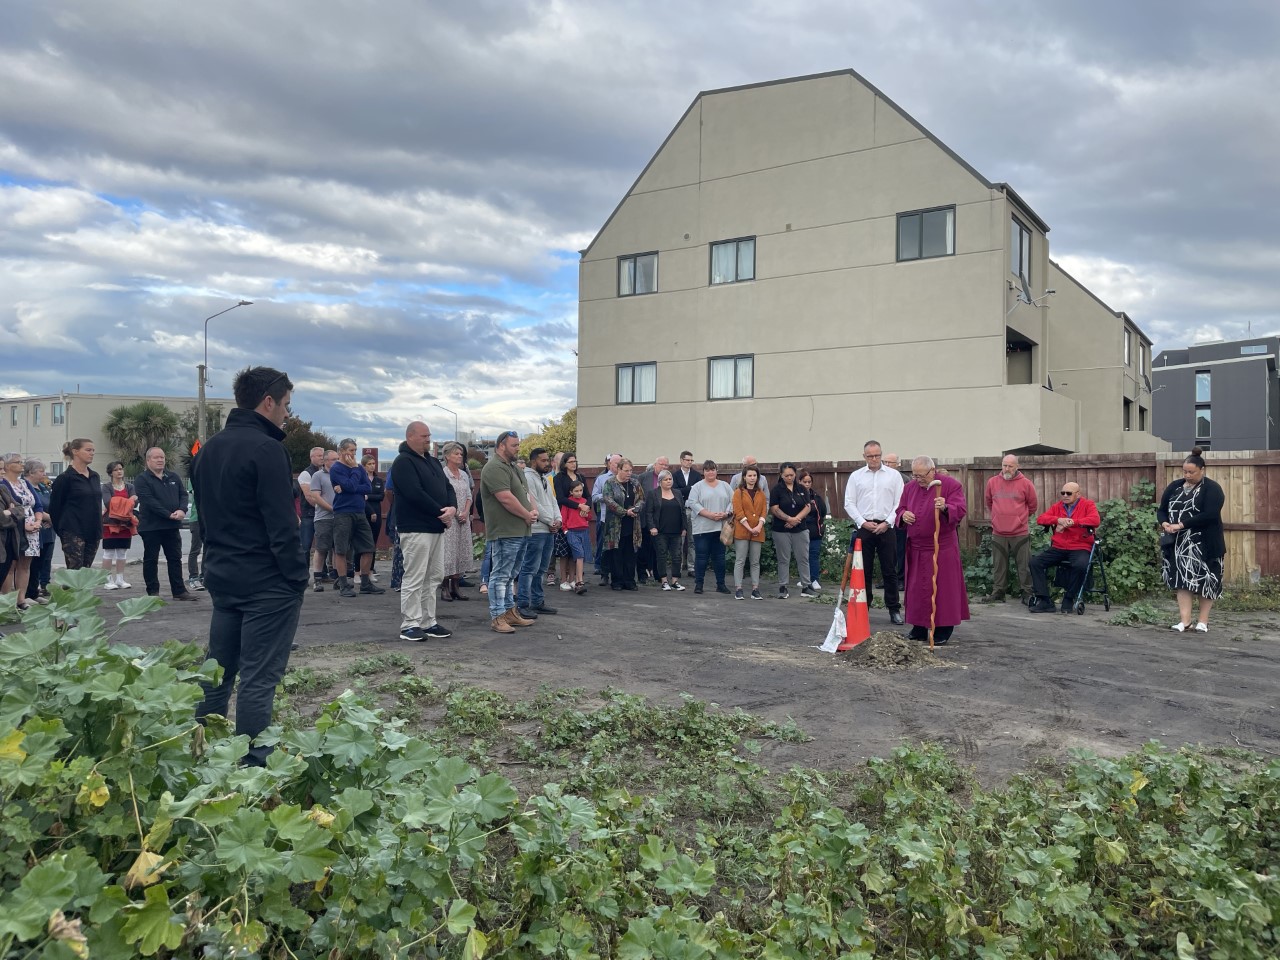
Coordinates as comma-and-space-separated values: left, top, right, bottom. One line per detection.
731, 466, 768, 599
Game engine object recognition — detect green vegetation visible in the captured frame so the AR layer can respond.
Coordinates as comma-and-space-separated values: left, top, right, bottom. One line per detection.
518, 407, 577, 461
1107, 599, 1169, 626
1214, 576, 1280, 612
101, 400, 182, 476
2, 572, 1278, 959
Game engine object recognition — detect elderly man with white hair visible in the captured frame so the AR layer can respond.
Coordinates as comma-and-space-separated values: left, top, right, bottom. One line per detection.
895, 456, 970, 645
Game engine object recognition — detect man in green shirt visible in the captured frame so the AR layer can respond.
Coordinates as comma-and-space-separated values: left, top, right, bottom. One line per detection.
479, 430, 536, 633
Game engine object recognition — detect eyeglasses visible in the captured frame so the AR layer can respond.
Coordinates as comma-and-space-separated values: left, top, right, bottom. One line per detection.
911, 473, 932, 480
1060, 490, 1074, 496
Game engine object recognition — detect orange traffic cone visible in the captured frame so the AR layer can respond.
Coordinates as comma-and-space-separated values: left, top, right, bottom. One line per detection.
837, 545, 871, 651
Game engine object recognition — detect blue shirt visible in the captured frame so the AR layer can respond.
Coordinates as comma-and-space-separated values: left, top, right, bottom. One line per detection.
329, 461, 371, 514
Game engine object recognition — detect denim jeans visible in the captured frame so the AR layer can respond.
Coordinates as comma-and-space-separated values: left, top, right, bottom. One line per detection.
480, 539, 492, 582
518, 532, 555, 609
808, 536, 822, 585
486, 537, 526, 620
196, 585, 304, 766
693, 532, 726, 588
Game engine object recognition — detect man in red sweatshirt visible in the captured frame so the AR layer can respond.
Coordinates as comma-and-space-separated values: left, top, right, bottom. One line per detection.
983, 455, 1037, 602
1028, 482, 1101, 614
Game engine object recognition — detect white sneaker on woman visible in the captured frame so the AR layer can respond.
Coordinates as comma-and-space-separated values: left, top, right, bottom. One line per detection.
104, 577, 120, 591
1170, 622, 1189, 632
1194, 622, 1209, 633
118, 577, 131, 589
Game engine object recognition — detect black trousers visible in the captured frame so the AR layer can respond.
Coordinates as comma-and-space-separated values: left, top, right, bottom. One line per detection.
852, 526, 901, 613
606, 523, 637, 588
196, 585, 304, 766
26, 540, 54, 599
1031, 547, 1090, 601
187, 523, 203, 578
636, 528, 656, 581
141, 528, 186, 597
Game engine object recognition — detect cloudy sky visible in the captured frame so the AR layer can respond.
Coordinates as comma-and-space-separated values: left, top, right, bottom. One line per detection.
2, 1, 1277, 449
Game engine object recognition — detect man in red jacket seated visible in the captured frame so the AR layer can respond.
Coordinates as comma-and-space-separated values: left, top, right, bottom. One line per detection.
1028, 482, 1101, 614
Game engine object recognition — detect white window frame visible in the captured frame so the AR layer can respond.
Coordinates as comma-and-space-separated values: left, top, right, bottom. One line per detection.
1123, 330, 1132, 366
709, 238, 755, 285
32, 403, 41, 427
1195, 370, 1211, 403
52, 402, 65, 426
615, 362, 657, 405
8, 406, 15, 427
708, 355, 754, 401
618, 252, 658, 297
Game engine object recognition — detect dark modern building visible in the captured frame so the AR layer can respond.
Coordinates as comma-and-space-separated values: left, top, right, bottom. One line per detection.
1152, 336, 1280, 451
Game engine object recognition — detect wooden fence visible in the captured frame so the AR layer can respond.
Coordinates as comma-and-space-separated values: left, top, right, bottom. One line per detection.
394, 452, 1280, 581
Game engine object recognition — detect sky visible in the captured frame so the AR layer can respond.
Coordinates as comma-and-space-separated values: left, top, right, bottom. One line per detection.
2, 1, 1278, 451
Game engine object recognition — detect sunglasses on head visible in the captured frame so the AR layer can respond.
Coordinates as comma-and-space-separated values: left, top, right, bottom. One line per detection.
497, 431, 518, 444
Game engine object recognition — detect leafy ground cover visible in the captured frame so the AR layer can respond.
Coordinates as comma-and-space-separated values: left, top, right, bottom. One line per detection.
2, 571, 1278, 959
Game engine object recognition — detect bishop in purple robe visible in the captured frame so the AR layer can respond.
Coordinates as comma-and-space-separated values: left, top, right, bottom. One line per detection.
895, 458, 970, 644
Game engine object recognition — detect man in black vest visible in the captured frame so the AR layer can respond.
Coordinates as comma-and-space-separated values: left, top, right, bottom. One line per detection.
135, 447, 198, 601
193, 365, 308, 766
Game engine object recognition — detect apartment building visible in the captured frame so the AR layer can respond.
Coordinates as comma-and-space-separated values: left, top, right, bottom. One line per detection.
1152, 337, 1280, 451
576, 70, 1167, 464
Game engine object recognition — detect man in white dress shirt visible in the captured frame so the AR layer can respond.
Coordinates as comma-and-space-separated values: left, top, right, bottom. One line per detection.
843, 440, 905, 625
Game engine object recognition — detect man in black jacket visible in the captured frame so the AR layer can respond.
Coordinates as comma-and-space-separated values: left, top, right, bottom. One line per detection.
135, 447, 198, 601
390, 421, 457, 642
192, 365, 308, 766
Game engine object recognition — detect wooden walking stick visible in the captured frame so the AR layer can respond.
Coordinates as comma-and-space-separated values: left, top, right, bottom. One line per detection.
928, 479, 943, 650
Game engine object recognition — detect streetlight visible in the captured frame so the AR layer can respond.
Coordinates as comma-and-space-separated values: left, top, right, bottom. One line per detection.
433, 403, 459, 444
197, 300, 253, 448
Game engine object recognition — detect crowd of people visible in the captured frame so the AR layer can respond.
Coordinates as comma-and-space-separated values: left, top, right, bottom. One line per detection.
0, 362, 1231, 764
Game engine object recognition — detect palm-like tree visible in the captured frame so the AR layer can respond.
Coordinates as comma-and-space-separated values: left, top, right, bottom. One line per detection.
102, 401, 181, 475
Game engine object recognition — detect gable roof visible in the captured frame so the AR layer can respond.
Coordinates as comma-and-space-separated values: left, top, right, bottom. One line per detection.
1049, 258, 1152, 345
581, 68, 1050, 258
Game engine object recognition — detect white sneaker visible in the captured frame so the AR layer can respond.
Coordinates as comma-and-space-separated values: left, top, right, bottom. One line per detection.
559, 582, 574, 591
796, 579, 805, 588
1194, 622, 1209, 633
1170, 622, 1189, 632
672, 582, 686, 591
810, 580, 822, 591
370, 573, 379, 582
118, 578, 131, 589
104, 578, 120, 591
661, 582, 672, 591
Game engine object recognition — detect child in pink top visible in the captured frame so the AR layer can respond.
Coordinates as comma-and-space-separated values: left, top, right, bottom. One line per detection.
559, 480, 592, 593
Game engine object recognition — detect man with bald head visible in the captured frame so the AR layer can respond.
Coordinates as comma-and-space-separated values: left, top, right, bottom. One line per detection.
983, 454, 1038, 602
389, 421, 457, 640
135, 446, 198, 601
1029, 481, 1100, 614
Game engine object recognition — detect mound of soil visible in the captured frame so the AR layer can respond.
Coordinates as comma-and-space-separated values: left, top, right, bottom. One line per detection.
840, 631, 950, 671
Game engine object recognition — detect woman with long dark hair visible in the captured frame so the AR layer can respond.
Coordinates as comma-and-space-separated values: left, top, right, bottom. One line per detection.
1159, 447, 1225, 633
731, 466, 767, 599
770, 462, 815, 598
798, 469, 828, 590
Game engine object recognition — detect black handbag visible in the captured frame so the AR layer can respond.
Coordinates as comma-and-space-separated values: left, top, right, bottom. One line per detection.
1159, 532, 1176, 549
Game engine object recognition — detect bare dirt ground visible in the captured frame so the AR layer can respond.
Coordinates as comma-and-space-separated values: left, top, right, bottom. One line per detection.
103, 576, 1280, 784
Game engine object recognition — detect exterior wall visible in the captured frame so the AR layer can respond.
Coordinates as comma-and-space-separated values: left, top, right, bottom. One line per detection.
1152, 337, 1280, 451
1044, 262, 1166, 452
578, 72, 1153, 466
0, 394, 226, 473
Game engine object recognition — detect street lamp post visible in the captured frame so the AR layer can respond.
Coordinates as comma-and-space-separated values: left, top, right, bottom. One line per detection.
433, 403, 459, 444
197, 300, 253, 448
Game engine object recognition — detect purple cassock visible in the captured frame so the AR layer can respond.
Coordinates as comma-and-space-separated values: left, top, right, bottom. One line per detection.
895, 473, 971, 629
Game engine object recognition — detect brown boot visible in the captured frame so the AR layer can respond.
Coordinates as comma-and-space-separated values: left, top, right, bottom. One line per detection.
503, 607, 535, 627
490, 616, 515, 634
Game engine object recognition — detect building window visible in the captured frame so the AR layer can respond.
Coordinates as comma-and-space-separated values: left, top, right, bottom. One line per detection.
618, 253, 658, 296
1123, 398, 1132, 431
709, 355, 753, 400
1123, 330, 1132, 366
8, 406, 14, 427
898, 207, 955, 262
47, 462, 63, 477
32, 404, 41, 427
1010, 217, 1032, 283
1195, 371, 1211, 403
710, 238, 755, 285
616, 363, 656, 404
1195, 406, 1211, 440
1139, 346, 1146, 376
1241, 344, 1266, 355
52, 402, 65, 426
1139, 406, 1148, 432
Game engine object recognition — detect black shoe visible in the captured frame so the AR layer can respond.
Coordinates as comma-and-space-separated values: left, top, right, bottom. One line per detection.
360, 579, 386, 595
517, 607, 539, 619
174, 593, 199, 602
424, 623, 453, 639
457, 576, 474, 588
932, 634, 949, 646
622, 584, 638, 591
399, 626, 426, 642
1027, 597, 1056, 613
778, 586, 789, 599
533, 604, 557, 614
715, 585, 730, 594
1060, 603, 1074, 615
800, 587, 815, 597
890, 611, 904, 625
313, 580, 325, 592
291, 642, 299, 651
338, 578, 357, 598
694, 584, 704, 594
598, 576, 610, 586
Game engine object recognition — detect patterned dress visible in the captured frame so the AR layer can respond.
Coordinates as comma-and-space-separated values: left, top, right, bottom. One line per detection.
441, 465, 473, 577
1161, 482, 1223, 600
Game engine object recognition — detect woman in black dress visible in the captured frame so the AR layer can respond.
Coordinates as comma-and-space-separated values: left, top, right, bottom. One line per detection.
1158, 447, 1225, 634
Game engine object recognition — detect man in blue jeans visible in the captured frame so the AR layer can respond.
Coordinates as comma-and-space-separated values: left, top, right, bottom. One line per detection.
517, 447, 560, 618
192, 365, 308, 767
479, 430, 536, 634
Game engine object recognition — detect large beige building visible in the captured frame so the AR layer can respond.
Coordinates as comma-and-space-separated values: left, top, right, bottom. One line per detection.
0, 393, 227, 474
576, 70, 1167, 464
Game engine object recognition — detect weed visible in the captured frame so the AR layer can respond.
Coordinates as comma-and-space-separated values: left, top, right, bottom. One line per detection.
280, 666, 339, 693
348, 652, 414, 676
1108, 599, 1168, 626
